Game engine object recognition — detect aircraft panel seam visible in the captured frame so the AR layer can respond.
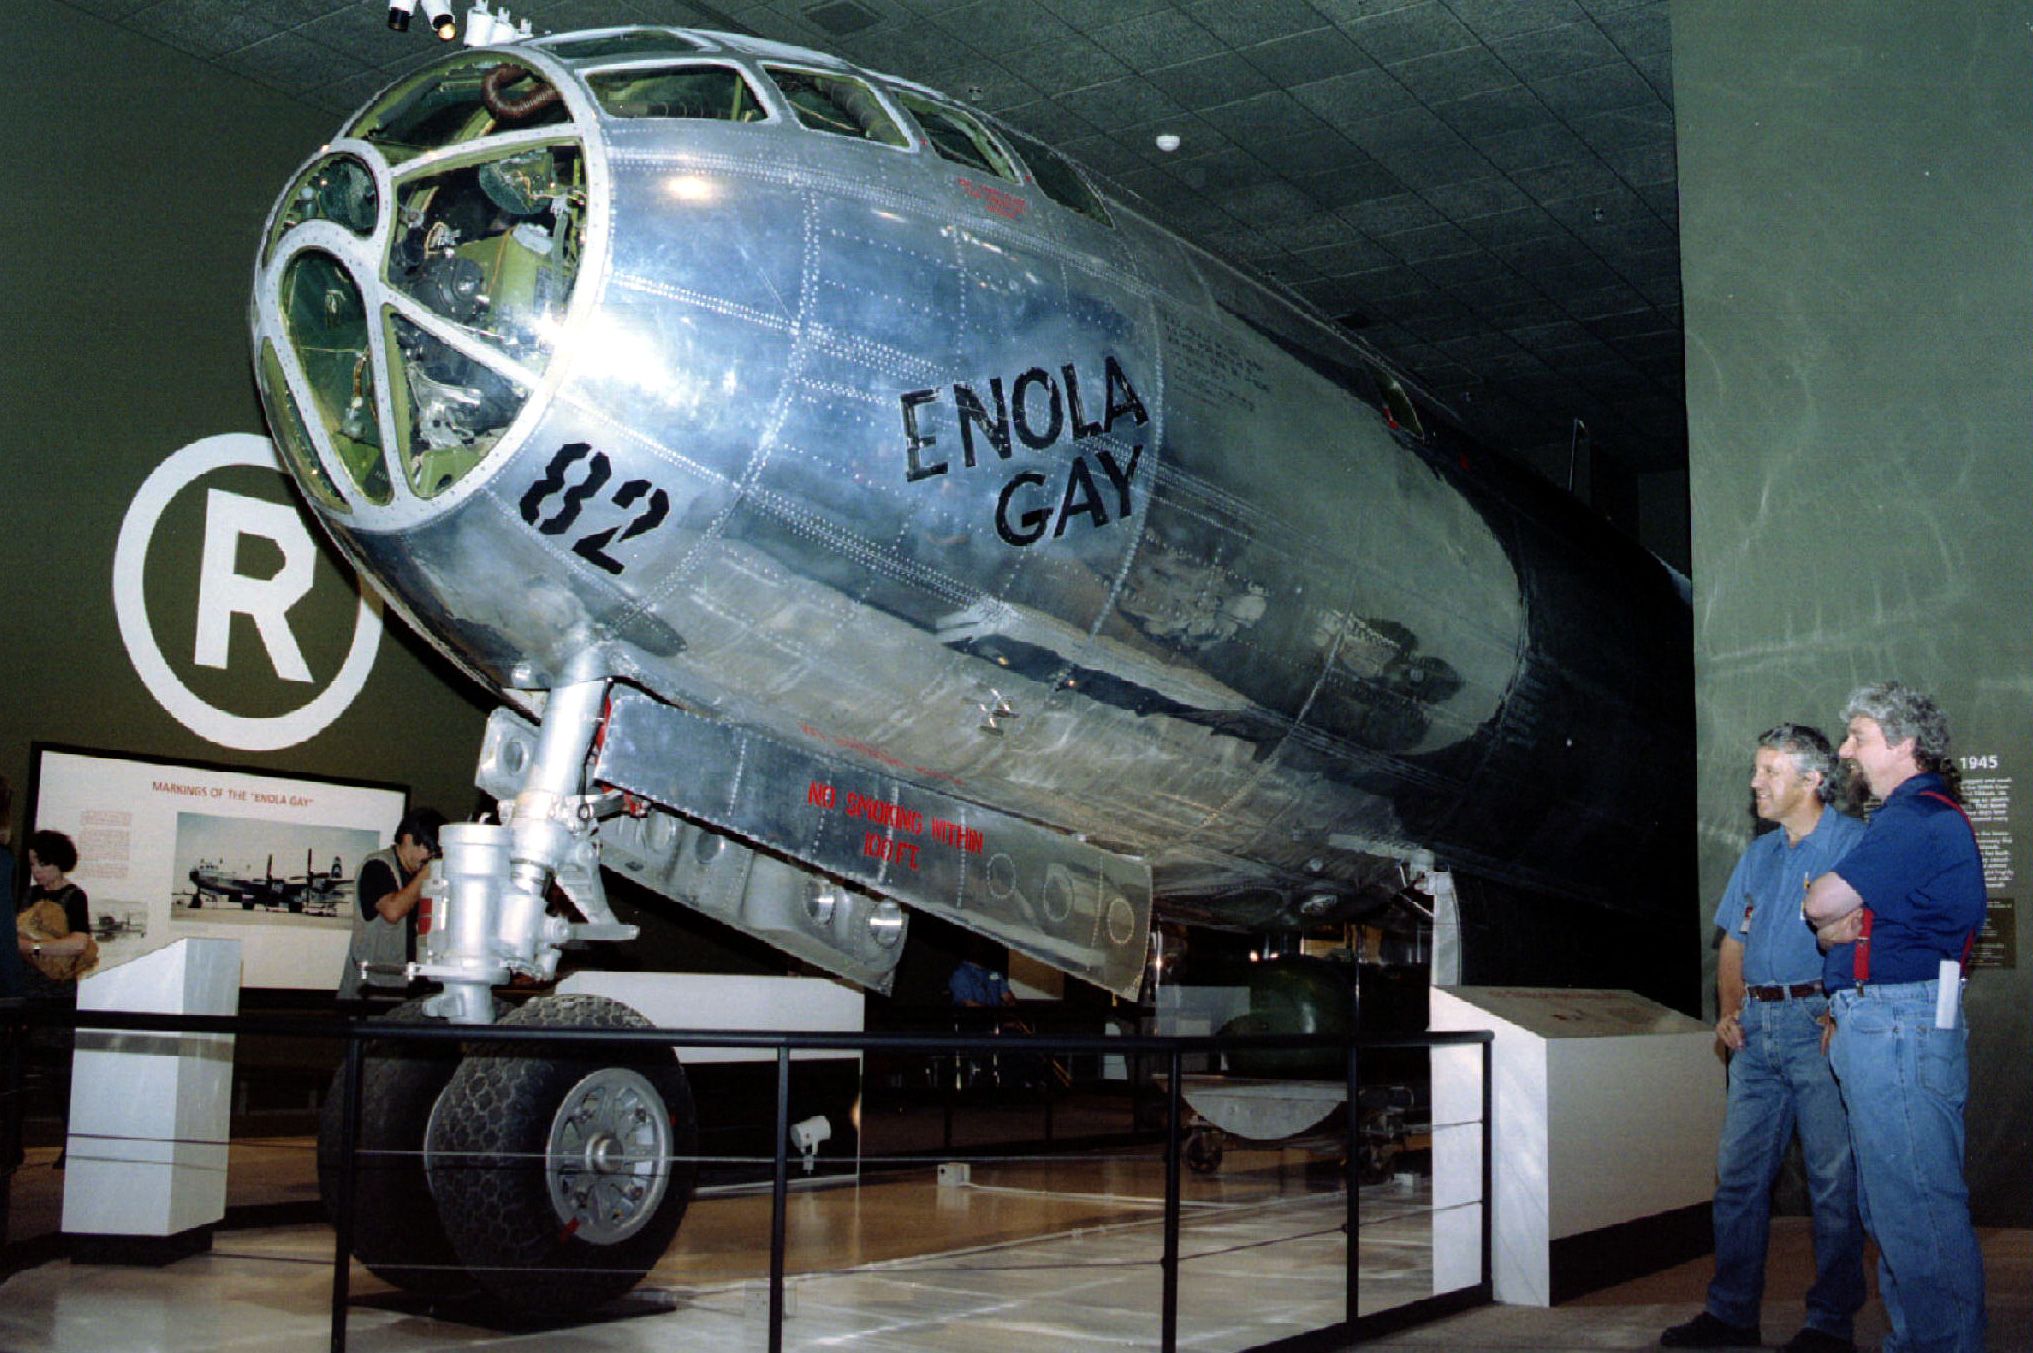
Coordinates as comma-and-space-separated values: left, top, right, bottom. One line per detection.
740, 484, 977, 607
609, 273, 797, 332
801, 324, 948, 385
545, 389, 732, 486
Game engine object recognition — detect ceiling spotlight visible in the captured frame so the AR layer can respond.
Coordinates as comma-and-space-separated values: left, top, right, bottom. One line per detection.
1154, 132, 1182, 153
462, 0, 503, 45
387, 0, 417, 31
421, 0, 457, 40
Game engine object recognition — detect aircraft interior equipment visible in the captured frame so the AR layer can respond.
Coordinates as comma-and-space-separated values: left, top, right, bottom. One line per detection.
258, 25, 1692, 1315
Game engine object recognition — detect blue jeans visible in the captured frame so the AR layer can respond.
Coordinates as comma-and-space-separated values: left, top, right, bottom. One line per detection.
1830, 980, 1986, 1353
1706, 992, 1865, 1337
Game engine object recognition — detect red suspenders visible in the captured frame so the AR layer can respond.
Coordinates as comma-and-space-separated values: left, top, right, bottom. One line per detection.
1852, 789, 1981, 984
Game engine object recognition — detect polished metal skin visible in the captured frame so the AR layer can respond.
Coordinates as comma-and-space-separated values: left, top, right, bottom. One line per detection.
253, 27, 1693, 1011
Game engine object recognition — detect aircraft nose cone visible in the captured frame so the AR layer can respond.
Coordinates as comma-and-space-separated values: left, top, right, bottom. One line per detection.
252, 52, 590, 521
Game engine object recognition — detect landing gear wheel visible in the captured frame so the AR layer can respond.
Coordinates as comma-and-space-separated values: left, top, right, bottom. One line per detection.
1185, 1126, 1224, 1174
424, 994, 699, 1316
317, 996, 504, 1297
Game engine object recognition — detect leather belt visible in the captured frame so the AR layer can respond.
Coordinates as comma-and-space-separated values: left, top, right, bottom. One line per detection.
1747, 980, 1823, 1002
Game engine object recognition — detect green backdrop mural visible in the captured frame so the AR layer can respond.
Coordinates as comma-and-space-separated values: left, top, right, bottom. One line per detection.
1678, 1, 2031, 1224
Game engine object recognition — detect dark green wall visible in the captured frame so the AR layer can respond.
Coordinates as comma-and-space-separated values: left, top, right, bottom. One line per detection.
0, 6, 491, 826
1677, 1, 2032, 1224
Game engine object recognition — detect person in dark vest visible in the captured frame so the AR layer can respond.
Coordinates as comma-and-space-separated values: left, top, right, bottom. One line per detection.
338, 808, 444, 1006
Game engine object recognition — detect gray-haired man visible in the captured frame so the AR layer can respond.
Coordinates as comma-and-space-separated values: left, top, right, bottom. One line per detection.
1663, 725, 1865, 1352
1806, 683, 1987, 1353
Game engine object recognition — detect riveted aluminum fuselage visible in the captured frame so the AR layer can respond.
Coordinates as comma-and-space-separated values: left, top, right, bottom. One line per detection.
253, 29, 1689, 934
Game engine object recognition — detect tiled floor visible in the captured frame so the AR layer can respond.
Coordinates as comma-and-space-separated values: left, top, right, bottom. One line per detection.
1, 1139, 2026, 1352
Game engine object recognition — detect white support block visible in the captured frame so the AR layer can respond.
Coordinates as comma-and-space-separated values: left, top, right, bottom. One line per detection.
63, 939, 242, 1240
1430, 986, 1722, 1305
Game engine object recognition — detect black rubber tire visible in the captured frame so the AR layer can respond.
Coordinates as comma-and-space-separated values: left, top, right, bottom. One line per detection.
424, 994, 699, 1316
1185, 1127, 1224, 1174
317, 996, 503, 1298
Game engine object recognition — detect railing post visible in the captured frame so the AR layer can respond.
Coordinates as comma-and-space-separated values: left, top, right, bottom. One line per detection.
1480, 1037, 1494, 1296
1042, 1028, 1055, 1145
1345, 1035, 1360, 1328
328, 1028, 364, 1353
942, 1020, 956, 1152
1162, 1046, 1182, 1353
770, 1044, 791, 1353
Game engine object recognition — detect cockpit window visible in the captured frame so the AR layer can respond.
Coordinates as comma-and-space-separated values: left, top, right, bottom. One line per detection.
1001, 128, 1111, 226
543, 30, 705, 62
279, 251, 391, 504
256, 339, 350, 513
386, 310, 524, 498
894, 91, 1017, 180
385, 143, 585, 373
764, 66, 907, 147
1373, 367, 1428, 441
586, 64, 765, 121
347, 57, 569, 165
264, 155, 378, 265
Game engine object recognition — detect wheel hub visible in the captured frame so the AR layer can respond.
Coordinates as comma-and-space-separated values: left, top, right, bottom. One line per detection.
544, 1067, 673, 1244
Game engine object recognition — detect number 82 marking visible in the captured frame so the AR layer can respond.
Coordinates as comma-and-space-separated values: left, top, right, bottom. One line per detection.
517, 442, 670, 576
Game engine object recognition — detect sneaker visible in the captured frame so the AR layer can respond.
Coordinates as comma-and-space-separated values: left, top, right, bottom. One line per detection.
1781, 1330, 1853, 1353
1660, 1310, 1761, 1347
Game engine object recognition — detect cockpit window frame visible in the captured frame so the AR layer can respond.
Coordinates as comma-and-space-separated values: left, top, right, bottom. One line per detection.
890, 89, 1020, 183
998, 126, 1113, 228
538, 29, 710, 63
1371, 366, 1430, 443
582, 60, 774, 124
760, 63, 912, 151
347, 55, 572, 166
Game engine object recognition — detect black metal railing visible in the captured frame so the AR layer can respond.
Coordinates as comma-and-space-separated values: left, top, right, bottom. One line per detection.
0, 1002, 1493, 1353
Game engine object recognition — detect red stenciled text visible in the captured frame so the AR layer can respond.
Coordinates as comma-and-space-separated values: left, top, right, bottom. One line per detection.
863, 832, 920, 870
803, 777, 986, 871
845, 791, 923, 835
930, 818, 984, 853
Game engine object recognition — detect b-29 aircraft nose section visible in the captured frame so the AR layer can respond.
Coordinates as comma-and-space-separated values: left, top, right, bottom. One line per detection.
252, 52, 593, 523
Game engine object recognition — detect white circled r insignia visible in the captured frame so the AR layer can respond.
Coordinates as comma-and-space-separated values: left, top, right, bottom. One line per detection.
113, 433, 383, 752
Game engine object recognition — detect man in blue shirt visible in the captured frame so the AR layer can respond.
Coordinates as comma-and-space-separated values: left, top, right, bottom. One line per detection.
1663, 725, 1866, 1352
1807, 683, 1987, 1353
949, 957, 1014, 1008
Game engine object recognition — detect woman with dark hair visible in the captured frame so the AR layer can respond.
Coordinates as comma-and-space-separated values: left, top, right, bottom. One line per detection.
15, 829, 95, 1169
18, 829, 94, 984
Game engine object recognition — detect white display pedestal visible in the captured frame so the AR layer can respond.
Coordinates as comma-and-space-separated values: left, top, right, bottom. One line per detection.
1430, 986, 1722, 1305
63, 939, 241, 1261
